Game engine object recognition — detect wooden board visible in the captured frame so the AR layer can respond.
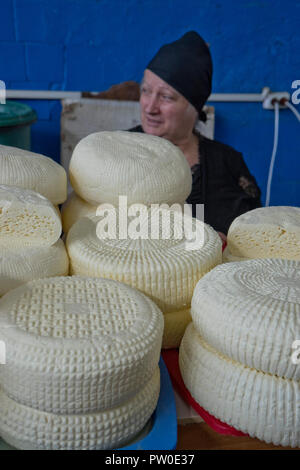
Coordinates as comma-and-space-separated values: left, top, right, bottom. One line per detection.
177, 423, 298, 450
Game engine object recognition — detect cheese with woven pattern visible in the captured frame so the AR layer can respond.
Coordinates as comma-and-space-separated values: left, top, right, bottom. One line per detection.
0, 239, 69, 296
0, 185, 62, 248
0, 145, 67, 205
0, 276, 163, 414
179, 324, 300, 448
191, 258, 300, 380
61, 191, 97, 234
69, 131, 192, 206
0, 367, 160, 450
66, 211, 222, 348
227, 206, 300, 260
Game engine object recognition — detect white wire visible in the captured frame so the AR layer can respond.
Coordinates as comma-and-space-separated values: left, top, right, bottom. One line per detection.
285, 101, 300, 122
265, 101, 279, 207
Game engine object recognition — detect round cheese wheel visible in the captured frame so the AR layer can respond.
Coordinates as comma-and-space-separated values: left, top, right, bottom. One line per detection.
0, 239, 69, 296
0, 185, 62, 248
163, 308, 192, 349
0, 367, 160, 450
0, 276, 163, 414
66, 210, 222, 348
54, 205, 61, 219
69, 131, 192, 206
61, 191, 97, 234
61, 192, 185, 236
191, 258, 300, 380
0, 145, 67, 205
227, 206, 300, 260
179, 324, 300, 449
222, 245, 248, 263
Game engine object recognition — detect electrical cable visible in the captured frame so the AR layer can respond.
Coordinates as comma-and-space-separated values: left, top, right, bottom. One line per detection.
265, 101, 279, 207
285, 100, 300, 123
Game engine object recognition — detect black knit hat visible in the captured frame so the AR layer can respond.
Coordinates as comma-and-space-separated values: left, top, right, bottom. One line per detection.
146, 31, 213, 118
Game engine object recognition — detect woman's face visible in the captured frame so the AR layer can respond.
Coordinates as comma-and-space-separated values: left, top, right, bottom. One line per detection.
140, 69, 198, 144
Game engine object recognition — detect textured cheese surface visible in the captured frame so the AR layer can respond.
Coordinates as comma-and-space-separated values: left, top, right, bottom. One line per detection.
227, 206, 300, 260
0, 367, 160, 450
0, 185, 62, 248
0, 276, 163, 414
69, 131, 192, 206
179, 324, 300, 448
67, 212, 221, 349
0, 239, 69, 296
67, 213, 222, 313
61, 191, 97, 234
191, 258, 300, 380
0, 145, 67, 205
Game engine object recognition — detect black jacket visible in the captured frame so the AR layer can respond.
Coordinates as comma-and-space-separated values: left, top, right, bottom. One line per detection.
129, 126, 262, 234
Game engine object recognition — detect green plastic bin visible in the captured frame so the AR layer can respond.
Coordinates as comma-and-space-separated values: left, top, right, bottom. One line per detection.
0, 101, 37, 150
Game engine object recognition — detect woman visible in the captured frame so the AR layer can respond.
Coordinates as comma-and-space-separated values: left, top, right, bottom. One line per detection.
130, 31, 261, 242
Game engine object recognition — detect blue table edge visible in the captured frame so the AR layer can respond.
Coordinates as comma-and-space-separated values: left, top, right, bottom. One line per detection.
118, 356, 178, 450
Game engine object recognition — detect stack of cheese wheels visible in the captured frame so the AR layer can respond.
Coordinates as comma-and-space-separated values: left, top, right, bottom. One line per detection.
66, 206, 222, 348
0, 276, 163, 450
179, 258, 300, 448
0, 144, 67, 206
223, 206, 300, 263
0, 185, 69, 296
61, 191, 98, 234
62, 130, 193, 234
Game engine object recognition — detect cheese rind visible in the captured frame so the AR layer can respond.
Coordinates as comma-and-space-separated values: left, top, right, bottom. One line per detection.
67, 214, 222, 313
162, 308, 192, 349
0, 276, 163, 414
0, 239, 69, 296
0, 367, 160, 450
191, 258, 300, 380
0, 145, 67, 205
227, 206, 300, 260
61, 191, 97, 234
222, 245, 248, 263
66, 212, 222, 348
179, 324, 300, 448
69, 131, 192, 206
61, 192, 186, 236
0, 185, 62, 248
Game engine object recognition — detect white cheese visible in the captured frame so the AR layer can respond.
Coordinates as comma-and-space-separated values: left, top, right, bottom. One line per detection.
0, 145, 67, 205
0, 185, 62, 248
61, 191, 97, 234
0, 276, 163, 414
227, 206, 300, 260
0, 239, 69, 296
0, 367, 160, 450
61, 192, 185, 235
222, 245, 248, 263
54, 205, 61, 219
69, 131, 192, 206
163, 308, 192, 349
179, 324, 300, 449
66, 211, 222, 348
191, 258, 300, 380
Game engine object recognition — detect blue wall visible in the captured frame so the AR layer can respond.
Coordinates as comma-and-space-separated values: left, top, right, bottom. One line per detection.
1, 0, 300, 206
